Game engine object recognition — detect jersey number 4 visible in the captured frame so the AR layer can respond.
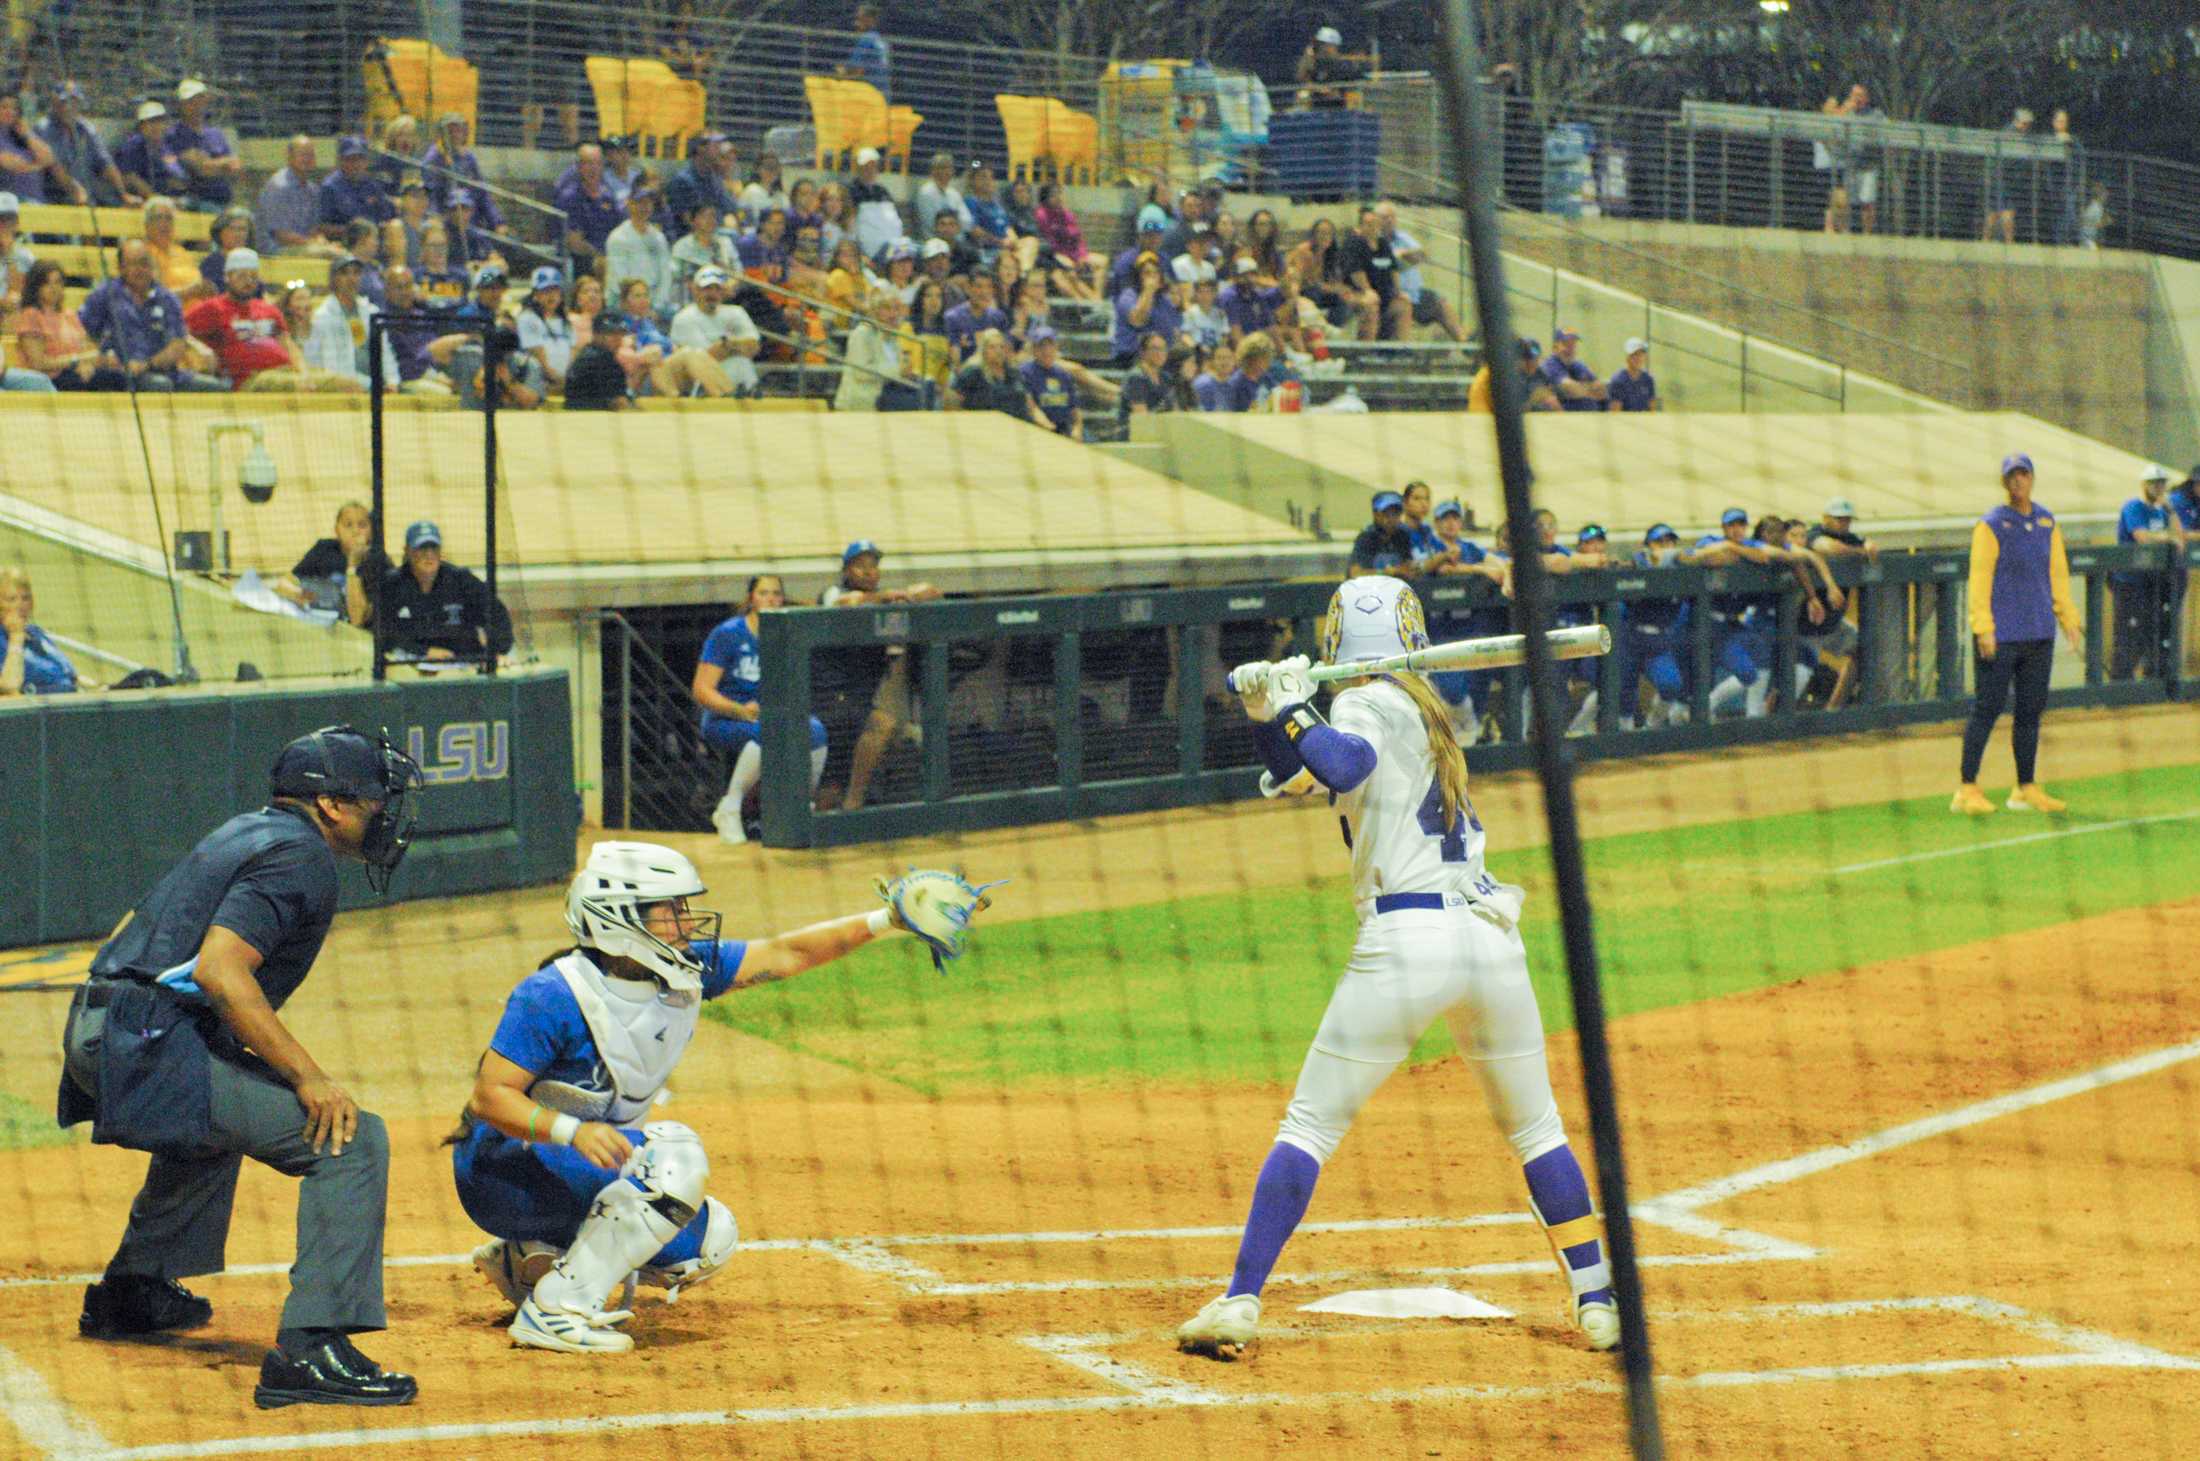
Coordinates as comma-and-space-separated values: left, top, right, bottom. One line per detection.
1416, 782, 1482, 863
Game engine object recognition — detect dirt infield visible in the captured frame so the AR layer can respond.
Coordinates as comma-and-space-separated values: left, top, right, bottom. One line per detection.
1, 708, 2196, 1459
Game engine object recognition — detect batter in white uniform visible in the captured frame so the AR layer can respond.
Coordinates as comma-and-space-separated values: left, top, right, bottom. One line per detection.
1178, 576, 1620, 1356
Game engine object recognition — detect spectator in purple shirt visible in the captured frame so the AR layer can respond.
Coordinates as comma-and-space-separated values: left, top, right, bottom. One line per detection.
113, 101, 186, 201
1540, 326, 1607, 412
735, 207, 790, 278
421, 113, 503, 232
555, 142, 624, 266
319, 136, 395, 239
1112, 252, 1184, 366
940, 272, 1008, 362
1018, 325, 1081, 437
1606, 337, 1658, 412
0, 88, 54, 204
77, 239, 227, 390
37, 82, 124, 206
378, 265, 465, 394
1218, 255, 1283, 341
1191, 340, 1235, 411
1220, 332, 1277, 411
164, 79, 240, 211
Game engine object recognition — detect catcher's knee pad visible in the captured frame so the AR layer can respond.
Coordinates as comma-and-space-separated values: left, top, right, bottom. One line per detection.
639, 1195, 739, 1296
626, 1121, 709, 1225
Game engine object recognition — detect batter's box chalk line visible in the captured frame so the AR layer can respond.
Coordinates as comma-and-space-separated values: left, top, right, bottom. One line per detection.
9, 1038, 2200, 1457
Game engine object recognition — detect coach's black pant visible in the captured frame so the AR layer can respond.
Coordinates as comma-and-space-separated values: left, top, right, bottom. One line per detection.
1960, 636, 2054, 785
2109, 579, 2167, 681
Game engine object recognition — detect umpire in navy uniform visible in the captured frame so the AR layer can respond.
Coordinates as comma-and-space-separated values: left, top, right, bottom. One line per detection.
58, 726, 425, 1408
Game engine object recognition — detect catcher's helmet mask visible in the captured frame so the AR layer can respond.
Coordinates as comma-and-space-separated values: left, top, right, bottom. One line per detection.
566, 842, 724, 994
269, 724, 426, 892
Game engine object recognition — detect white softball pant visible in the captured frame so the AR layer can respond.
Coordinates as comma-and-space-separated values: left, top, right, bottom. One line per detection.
1276, 902, 1566, 1166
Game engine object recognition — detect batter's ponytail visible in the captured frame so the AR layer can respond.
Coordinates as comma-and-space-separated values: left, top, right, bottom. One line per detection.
1380, 672, 1467, 833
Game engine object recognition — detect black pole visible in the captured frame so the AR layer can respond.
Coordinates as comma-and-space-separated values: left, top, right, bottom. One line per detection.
483, 321, 501, 679
1430, 4, 1665, 1457
368, 313, 388, 683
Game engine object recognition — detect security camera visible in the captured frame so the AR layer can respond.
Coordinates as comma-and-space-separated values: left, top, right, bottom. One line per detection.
239, 443, 277, 504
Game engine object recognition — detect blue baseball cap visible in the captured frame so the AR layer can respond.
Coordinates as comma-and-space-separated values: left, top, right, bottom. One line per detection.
1026, 323, 1058, 345
404, 520, 442, 551
842, 539, 882, 564
470, 262, 507, 289
1577, 523, 1607, 544
1371, 491, 1404, 513
529, 264, 565, 293
2001, 452, 2034, 478
1434, 500, 1463, 520
1720, 507, 1749, 527
1136, 204, 1169, 233
1516, 337, 1541, 359
1644, 523, 1679, 543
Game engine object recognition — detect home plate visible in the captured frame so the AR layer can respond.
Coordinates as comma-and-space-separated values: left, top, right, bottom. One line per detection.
1299, 1288, 1514, 1321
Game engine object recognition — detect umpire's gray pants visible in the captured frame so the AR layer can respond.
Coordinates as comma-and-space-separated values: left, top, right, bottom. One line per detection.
64, 1003, 390, 1333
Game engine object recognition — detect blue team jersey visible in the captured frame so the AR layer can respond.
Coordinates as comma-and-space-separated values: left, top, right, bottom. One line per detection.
1696, 534, 1775, 618
2170, 487, 2200, 533
487, 940, 748, 1088
1627, 549, 1691, 631
2115, 496, 2171, 587
1405, 521, 1444, 564
697, 614, 761, 736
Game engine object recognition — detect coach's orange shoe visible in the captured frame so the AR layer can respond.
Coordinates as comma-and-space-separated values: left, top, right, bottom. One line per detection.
2007, 783, 2066, 813
1950, 783, 1995, 815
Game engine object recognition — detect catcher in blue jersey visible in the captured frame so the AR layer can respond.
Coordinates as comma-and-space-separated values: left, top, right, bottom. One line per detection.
449, 843, 998, 1353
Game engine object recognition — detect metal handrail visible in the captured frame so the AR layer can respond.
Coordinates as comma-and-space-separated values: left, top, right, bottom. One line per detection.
367, 143, 570, 273
600, 607, 710, 831
1383, 153, 1976, 405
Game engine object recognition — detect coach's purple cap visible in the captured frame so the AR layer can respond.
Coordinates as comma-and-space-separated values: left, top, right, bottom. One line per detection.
2001, 452, 2035, 478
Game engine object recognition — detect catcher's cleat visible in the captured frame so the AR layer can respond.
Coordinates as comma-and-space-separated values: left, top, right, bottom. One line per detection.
2007, 783, 2066, 813
1177, 1292, 1260, 1358
473, 1239, 560, 1311
509, 1296, 634, 1354
1576, 1297, 1622, 1352
1950, 783, 1995, 816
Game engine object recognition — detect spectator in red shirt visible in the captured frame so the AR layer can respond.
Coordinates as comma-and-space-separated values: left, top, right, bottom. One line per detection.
185, 249, 359, 393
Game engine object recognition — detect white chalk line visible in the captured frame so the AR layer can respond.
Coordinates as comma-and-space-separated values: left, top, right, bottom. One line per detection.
1829, 808, 2200, 876
0, 1342, 112, 1461
12, 1039, 2200, 1457
94, 1296, 2178, 1461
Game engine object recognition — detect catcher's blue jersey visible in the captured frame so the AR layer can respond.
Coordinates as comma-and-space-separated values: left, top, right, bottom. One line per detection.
488, 940, 746, 1097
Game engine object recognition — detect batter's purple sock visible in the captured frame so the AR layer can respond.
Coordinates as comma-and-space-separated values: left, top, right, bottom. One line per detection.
1227, 1143, 1321, 1299
1523, 1146, 1613, 1306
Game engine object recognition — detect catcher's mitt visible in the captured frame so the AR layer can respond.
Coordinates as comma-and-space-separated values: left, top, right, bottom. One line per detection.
876, 868, 1006, 972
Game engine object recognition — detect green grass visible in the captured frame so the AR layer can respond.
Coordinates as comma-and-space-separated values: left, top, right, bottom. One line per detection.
708, 763, 2200, 1094
0, 1089, 77, 1152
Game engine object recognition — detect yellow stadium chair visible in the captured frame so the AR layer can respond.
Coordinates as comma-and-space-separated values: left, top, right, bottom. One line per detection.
995, 95, 1051, 182
366, 38, 479, 142
804, 75, 855, 171
586, 56, 643, 138
837, 79, 892, 166
886, 105, 923, 174
266, 255, 333, 289
649, 78, 708, 160
17, 205, 210, 245
29, 242, 113, 282
1043, 99, 1098, 185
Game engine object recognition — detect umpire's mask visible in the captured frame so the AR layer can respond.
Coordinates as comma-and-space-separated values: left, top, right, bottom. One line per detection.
270, 725, 428, 892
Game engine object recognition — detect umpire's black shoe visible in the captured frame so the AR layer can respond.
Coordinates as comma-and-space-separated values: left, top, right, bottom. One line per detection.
253, 1336, 418, 1409
79, 1276, 213, 1338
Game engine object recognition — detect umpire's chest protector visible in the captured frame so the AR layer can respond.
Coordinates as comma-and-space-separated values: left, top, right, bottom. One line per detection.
547, 954, 700, 1125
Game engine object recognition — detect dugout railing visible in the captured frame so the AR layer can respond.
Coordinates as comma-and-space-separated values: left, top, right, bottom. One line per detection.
738, 543, 2196, 848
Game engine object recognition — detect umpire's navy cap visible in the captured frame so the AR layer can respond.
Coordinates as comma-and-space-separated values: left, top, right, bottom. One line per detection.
842, 539, 882, 564
270, 726, 396, 801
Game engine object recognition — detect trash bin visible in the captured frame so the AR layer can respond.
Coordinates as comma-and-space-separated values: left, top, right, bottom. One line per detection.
1542, 124, 1594, 218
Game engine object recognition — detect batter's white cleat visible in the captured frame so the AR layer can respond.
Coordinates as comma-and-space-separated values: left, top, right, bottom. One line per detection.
509, 1296, 635, 1354
1576, 1297, 1622, 1352
472, 1239, 560, 1310
1177, 1293, 1260, 1358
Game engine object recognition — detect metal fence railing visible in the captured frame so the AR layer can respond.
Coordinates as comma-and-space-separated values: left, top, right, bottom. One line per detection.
1355, 79, 2200, 262
726, 545, 2198, 848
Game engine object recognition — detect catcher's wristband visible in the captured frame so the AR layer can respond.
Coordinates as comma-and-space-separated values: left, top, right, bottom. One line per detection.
866, 908, 897, 937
